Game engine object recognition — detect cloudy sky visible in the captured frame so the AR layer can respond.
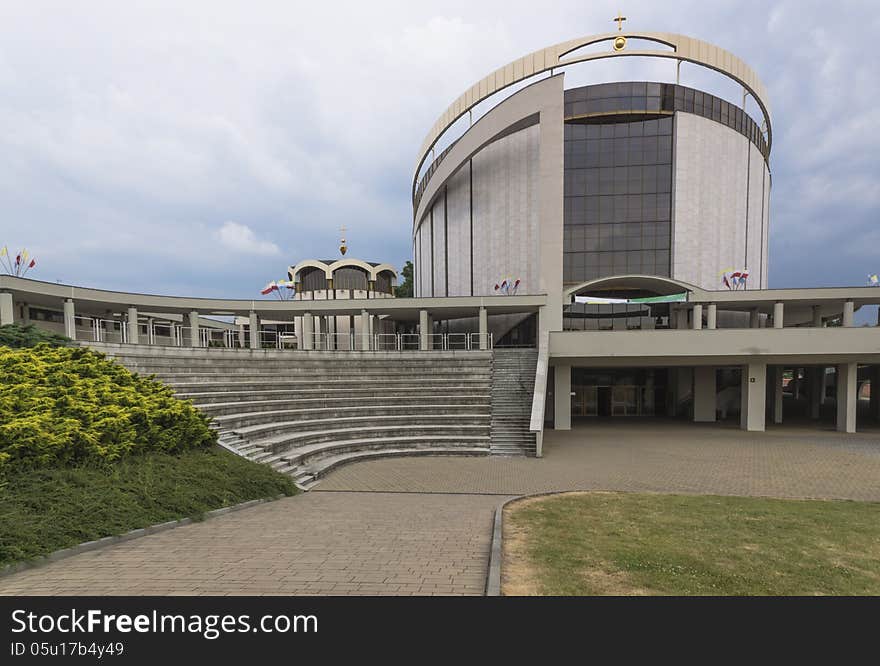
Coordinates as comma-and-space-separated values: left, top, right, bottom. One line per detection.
0, 0, 878, 304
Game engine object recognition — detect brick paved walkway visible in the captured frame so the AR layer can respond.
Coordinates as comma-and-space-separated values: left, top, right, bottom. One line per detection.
3, 422, 878, 596
317, 422, 880, 501
0, 492, 503, 596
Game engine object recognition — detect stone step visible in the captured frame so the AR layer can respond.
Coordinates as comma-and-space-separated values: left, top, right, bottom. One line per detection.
194, 394, 491, 415
238, 416, 491, 447
279, 436, 491, 468
295, 446, 490, 486
176, 386, 491, 403
213, 404, 491, 428
252, 424, 491, 454
167, 377, 491, 389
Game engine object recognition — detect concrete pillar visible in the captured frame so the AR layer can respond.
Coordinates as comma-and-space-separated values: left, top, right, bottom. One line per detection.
870, 366, 880, 423
302, 313, 314, 350
820, 367, 828, 405
553, 364, 571, 430
836, 363, 857, 433
692, 304, 703, 330
360, 309, 371, 351
773, 302, 784, 329
706, 303, 717, 330
842, 300, 855, 328
812, 305, 823, 328
188, 310, 200, 347
675, 307, 688, 330
740, 362, 767, 431
810, 367, 822, 419
0, 292, 14, 326
478, 307, 488, 350
419, 309, 430, 351
749, 309, 760, 329
126, 306, 139, 345
63, 299, 76, 340
772, 366, 784, 424
693, 366, 716, 422
249, 311, 260, 349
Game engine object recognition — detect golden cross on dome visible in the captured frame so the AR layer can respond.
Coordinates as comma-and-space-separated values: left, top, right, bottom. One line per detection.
613, 12, 627, 31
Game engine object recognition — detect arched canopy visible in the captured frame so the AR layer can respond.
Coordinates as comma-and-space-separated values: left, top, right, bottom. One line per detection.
564, 274, 702, 300
288, 259, 398, 284
414, 30, 772, 195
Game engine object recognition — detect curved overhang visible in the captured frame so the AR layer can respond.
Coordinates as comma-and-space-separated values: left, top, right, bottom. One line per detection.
564, 274, 704, 300
413, 31, 772, 195
413, 74, 561, 229
289, 259, 398, 283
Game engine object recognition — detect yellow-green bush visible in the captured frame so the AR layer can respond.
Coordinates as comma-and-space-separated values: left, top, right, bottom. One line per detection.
0, 345, 216, 471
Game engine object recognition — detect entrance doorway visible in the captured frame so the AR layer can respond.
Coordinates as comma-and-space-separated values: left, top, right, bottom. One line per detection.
571, 368, 668, 417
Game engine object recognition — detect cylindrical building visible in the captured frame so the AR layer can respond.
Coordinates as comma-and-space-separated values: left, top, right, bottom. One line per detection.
412, 30, 772, 334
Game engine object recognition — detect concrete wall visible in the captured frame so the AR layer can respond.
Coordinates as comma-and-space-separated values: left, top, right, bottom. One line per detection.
672, 112, 770, 290
417, 124, 540, 297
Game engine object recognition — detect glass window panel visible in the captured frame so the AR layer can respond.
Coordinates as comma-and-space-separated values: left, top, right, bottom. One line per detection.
586, 124, 601, 139
647, 82, 662, 97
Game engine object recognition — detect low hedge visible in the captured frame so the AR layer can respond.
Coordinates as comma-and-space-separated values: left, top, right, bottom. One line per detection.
0, 344, 216, 472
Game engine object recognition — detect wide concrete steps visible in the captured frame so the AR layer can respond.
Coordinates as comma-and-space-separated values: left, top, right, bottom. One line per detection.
95, 343, 495, 488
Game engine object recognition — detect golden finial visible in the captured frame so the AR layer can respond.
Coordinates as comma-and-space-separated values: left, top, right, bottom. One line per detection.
612, 12, 627, 51
339, 225, 347, 256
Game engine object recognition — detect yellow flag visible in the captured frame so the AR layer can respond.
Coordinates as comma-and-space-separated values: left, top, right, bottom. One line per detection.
22, 249, 28, 260
0, 246, 6, 257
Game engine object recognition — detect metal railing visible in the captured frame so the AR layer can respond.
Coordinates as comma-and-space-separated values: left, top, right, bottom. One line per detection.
71, 316, 492, 352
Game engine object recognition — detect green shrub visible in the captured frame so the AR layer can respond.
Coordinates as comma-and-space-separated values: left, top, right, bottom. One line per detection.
0, 345, 216, 472
0, 323, 71, 348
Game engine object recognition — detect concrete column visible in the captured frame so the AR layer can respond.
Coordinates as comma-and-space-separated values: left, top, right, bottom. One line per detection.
772, 366, 784, 424
810, 367, 822, 419
360, 309, 371, 351
61, 299, 76, 339
553, 364, 571, 430
419, 309, 430, 351
693, 366, 716, 422
842, 300, 855, 328
188, 310, 200, 347
870, 366, 880, 423
773, 302, 784, 329
675, 307, 688, 330
249, 311, 260, 349
692, 304, 703, 330
812, 305, 823, 328
302, 313, 314, 350
126, 307, 139, 345
478, 307, 488, 350
836, 363, 857, 433
706, 303, 717, 330
0, 292, 14, 326
740, 362, 767, 431
749, 309, 760, 329
820, 367, 828, 405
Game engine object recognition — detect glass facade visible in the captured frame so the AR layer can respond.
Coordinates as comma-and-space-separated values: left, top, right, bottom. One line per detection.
563, 114, 674, 285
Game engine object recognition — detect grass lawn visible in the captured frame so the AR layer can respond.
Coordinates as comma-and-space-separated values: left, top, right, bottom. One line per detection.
0, 447, 297, 567
503, 491, 880, 596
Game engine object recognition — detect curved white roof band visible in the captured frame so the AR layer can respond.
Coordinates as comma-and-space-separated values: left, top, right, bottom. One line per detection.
413, 31, 772, 195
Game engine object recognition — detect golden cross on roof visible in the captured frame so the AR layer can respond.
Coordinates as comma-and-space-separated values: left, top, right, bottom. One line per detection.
613, 12, 627, 31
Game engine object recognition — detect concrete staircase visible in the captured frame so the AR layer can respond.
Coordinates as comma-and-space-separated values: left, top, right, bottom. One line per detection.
490, 348, 538, 456
88, 343, 492, 489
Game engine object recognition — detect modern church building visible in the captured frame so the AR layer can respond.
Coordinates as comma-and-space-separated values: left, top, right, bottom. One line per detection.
2, 24, 880, 481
